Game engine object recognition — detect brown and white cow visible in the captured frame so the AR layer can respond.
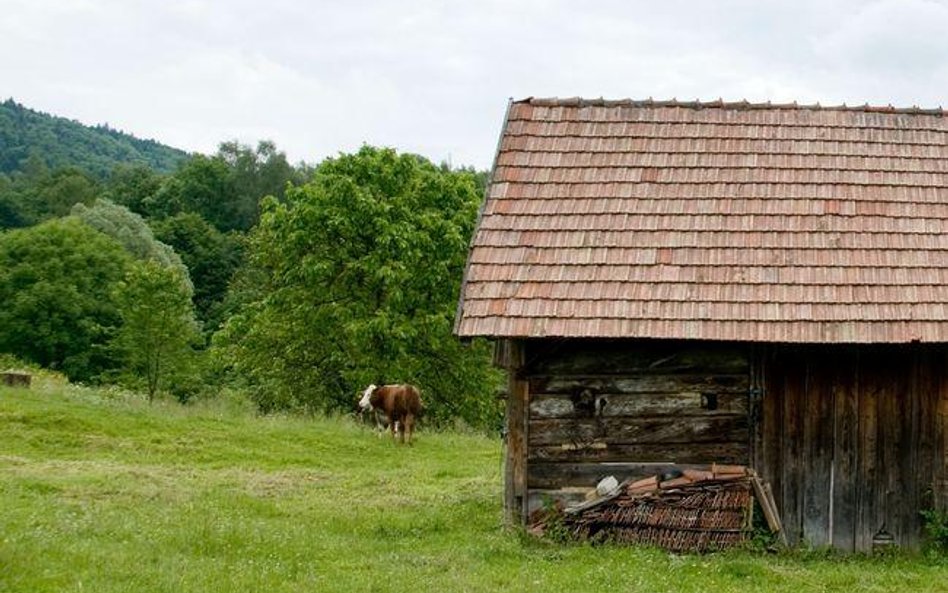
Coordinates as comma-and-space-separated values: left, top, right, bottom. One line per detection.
358, 384, 422, 444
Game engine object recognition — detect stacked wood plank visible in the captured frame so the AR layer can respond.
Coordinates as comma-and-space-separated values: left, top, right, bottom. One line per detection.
533, 464, 783, 553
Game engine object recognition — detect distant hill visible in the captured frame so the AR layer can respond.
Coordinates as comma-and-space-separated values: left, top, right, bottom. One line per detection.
0, 99, 189, 178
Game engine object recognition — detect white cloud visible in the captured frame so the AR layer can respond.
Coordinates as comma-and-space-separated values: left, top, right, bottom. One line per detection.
1, 0, 946, 168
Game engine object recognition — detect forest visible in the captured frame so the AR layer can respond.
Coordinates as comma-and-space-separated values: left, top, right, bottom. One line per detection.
0, 100, 501, 429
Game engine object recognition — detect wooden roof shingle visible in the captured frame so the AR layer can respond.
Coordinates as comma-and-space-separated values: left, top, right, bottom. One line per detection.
454, 98, 948, 343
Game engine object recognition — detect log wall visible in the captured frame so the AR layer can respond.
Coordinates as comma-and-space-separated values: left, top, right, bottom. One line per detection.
516, 339, 751, 514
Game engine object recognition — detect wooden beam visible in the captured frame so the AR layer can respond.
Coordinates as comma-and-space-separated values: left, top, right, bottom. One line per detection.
527, 415, 749, 447
503, 340, 528, 526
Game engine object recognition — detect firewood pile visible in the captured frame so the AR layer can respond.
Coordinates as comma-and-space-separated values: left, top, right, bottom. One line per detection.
531, 464, 784, 553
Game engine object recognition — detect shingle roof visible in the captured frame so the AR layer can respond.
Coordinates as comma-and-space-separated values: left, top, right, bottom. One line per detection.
454, 97, 948, 343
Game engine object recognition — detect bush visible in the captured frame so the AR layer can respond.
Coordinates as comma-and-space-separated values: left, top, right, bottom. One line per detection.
921, 508, 948, 553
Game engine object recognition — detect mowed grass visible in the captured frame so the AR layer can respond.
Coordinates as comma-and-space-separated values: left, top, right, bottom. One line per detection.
1, 386, 945, 593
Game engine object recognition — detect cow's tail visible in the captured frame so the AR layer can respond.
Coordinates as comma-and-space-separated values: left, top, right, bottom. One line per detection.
410, 385, 424, 416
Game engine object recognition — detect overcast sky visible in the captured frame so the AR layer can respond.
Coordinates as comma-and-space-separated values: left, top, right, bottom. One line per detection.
2, 0, 947, 169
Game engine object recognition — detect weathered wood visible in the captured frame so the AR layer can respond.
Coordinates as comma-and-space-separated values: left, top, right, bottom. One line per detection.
529, 391, 748, 419
503, 340, 528, 526
525, 340, 749, 376
779, 348, 806, 546
761, 344, 948, 552
902, 347, 924, 547
831, 349, 858, 551
527, 415, 749, 447
759, 346, 782, 522
1, 372, 31, 388
914, 349, 938, 518
493, 339, 520, 370
517, 339, 948, 551
937, 351, 948, 513
877, 349, 907, 546
528, 462, 708, 489
801, 355, 833, 547
751, 476, 784, 540
855, 350, 881, 553
517, 340, 754, 525
529, 374, 748, 397
528, 441, 748, 464
748, 346, 764, 488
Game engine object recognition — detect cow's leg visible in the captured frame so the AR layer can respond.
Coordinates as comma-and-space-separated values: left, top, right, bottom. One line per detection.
404, 414, 414, 445
374, 410, 386, 438
389, 416, 397, 441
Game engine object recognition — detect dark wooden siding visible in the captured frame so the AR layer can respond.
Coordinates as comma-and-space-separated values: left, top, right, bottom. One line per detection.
506, 339, 948, 550
520, 340, 750, 509
757, 345, 948, 551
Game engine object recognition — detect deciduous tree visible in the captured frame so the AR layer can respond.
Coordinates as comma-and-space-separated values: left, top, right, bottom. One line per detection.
218, 146, 500, 427
71, 199, 188, 280
0, 218, 132, 380
112, 261, 202, 401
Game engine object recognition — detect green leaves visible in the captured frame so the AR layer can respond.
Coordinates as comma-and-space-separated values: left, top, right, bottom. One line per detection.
221, 146, 501, 426
150, 212, 243, 330
0, 99, 187, 179
0, 218, 132, 380
111, 261, 202, 402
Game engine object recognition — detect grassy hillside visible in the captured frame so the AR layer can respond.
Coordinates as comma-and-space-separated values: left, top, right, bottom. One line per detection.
0, 385, 945, 592
0, 99, 188, 178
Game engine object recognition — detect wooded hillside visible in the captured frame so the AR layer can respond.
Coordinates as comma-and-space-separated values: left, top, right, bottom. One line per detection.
0, 99, 188, 178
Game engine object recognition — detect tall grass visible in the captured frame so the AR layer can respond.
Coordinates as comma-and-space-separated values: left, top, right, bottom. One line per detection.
1, 385, 945, 592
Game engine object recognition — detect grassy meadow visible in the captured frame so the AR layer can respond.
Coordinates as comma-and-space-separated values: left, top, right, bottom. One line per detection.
1, 384, 946, 593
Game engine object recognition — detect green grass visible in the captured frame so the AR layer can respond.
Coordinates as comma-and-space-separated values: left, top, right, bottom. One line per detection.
1, 385, 945, 592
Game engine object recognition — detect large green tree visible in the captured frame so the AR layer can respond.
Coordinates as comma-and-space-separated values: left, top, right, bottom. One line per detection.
0, 218, 132, 380
218, 146, 500, 427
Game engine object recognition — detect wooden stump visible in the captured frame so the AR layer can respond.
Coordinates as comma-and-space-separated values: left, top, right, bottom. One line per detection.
1, 372, 31, 388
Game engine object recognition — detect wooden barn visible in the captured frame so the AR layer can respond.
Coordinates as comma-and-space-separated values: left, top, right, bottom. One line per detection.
454, 98, 948, 552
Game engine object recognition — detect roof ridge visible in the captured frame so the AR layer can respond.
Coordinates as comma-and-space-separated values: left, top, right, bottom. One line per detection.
520, 97, 946, 116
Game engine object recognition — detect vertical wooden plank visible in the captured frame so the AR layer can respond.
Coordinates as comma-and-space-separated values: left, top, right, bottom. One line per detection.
900, 347, 921, 548
801, 350, 833, 547
760, 346, 783, 515
831, 347, 858, 552
936, 350, 948, 513
909, 346, 937, 548
779, 347, 806, 546
896, 348, 915, 547
876, 348, 904, 546
855, 349, 881, 552
503, 340, 528, 526
749, 345, 762, 473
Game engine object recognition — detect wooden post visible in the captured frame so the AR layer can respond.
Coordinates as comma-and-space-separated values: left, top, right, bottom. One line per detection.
502, 340, 528, 526
936, 350, 948, 514
1, 372, 31, 388
749, 344, 764, 476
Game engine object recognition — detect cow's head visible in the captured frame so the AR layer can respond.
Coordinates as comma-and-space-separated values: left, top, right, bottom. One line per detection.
358, 384, 377, 411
